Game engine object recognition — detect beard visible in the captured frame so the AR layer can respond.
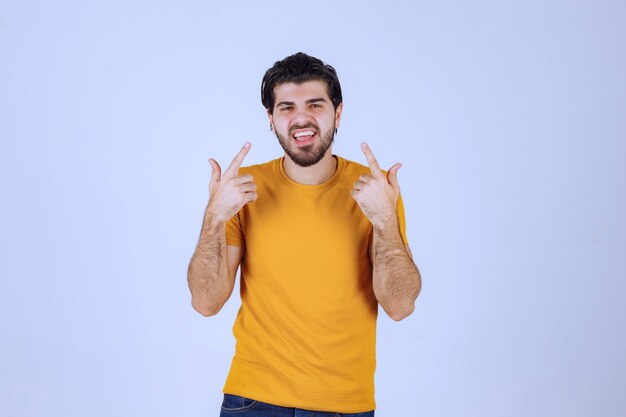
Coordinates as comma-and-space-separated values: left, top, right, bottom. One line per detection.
274, 122, 335, 167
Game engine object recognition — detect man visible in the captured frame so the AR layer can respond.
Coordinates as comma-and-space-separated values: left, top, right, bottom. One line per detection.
188, 52, 421, 416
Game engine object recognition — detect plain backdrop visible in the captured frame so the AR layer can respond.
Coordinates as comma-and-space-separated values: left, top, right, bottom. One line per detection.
1, 1, 625, 416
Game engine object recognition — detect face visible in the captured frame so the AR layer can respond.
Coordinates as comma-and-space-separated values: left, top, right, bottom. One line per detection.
269, 80, 343, 167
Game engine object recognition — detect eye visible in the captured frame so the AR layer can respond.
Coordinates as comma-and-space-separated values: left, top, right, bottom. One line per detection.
279, 106, 292, 112
311, 103, 322, 108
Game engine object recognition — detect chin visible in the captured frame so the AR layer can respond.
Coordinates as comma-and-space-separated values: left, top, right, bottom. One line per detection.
288, 142, 332, 167
278, 130, 334, 167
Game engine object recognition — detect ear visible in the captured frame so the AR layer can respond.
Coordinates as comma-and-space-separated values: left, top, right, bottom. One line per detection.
334, 102, 343, 129
267, 110, 274, 130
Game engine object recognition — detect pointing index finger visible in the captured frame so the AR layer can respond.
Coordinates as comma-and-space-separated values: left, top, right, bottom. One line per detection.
361, 142, 383, 177
224, 142, 251, 177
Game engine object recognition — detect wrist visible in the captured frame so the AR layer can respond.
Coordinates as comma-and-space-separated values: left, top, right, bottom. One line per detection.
372, 212, 399, 233
203, 204, 228, 229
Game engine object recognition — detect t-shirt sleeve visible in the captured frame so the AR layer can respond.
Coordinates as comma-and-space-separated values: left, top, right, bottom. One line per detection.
397, 193, 409, 246
225, 212, 245, 247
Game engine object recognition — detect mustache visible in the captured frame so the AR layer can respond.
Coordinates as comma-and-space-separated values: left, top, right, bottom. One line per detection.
289, 122, 319, 135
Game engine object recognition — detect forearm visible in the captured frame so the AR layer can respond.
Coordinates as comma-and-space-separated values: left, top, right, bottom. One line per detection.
187, 208, 233, 316
371, 216, 421, 321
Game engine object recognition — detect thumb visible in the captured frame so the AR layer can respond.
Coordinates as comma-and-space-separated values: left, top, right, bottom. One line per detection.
387, 163, 402, 191
208, 158, 222, 189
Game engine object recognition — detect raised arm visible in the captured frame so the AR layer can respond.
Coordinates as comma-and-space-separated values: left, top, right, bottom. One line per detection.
351, 142, 422, 321
187, 143, 257, 316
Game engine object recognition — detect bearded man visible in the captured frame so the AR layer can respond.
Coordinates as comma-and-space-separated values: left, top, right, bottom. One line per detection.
188, 52, 422, 417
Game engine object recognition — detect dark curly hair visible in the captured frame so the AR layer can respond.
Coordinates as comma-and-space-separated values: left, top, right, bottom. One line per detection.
261, 52, 343, 113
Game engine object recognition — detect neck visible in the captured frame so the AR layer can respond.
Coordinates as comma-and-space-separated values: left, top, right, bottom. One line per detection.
283, 148, 337, 185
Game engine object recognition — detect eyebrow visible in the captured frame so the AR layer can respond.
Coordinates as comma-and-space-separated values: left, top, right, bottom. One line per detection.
275, 98, 328, 107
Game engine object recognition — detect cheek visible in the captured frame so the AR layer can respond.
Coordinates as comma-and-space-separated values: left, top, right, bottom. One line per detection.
323, 117, 336, 130
274, 116, 288, 127
278, 121, 291, 133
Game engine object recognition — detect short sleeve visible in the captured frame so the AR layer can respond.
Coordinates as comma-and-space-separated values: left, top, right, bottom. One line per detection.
225, 212, 245, 247
397, 193, 409, 246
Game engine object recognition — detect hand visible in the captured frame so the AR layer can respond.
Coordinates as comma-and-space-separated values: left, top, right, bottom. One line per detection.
351, 142, 401, 229
206, 142, 257, 223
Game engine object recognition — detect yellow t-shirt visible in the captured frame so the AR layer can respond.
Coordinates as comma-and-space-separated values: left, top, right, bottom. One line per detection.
223, 155, 408, 413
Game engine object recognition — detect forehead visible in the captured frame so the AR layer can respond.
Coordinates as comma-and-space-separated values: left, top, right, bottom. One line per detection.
273, 80, 330, 102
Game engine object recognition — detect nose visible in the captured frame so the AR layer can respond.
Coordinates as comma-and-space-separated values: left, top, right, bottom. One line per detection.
291, 107, 314, 126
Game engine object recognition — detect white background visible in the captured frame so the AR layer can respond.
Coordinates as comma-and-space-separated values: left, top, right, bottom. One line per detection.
1, 1, 625, 416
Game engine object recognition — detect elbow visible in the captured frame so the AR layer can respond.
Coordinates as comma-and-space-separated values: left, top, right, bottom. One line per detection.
191, 298, 222, 317
387, 303, 415, 322
379, 277, 421, 322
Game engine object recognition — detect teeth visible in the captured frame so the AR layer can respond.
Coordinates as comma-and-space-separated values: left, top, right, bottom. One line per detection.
294, 131, 314, 138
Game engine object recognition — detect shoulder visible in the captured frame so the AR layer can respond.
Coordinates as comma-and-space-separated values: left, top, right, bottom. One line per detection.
238, 157, 281, 177
338, 156, 368, 174
338, 156, 388, 177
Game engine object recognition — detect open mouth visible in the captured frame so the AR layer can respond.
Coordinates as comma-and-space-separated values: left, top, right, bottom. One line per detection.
292, 129, 317, 146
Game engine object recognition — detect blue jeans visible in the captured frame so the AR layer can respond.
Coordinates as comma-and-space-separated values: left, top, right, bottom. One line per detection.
219, 394, 375, 417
